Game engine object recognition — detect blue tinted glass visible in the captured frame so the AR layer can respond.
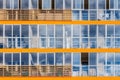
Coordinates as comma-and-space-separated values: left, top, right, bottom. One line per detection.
21, 0, 29, 9
73, 53, 80, 65
0, 0, 3, 8
55, 53, 63, 65
39, 54, 46, 65
21, 53, 29, 65
47, 53, 54, 65
5, 54, 12, 65
13, 53, 20, 65
0, 53, 3, 65
72, 10, 79, 20
43, 0, 51, 9
115, 10, 120, 20
82, 11, 88, 20
30, 53, 37, 65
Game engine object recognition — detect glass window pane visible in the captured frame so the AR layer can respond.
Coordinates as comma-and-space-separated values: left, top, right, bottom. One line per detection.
21, 53, 29, 65
107, 25, 114, 37
72, 38, 80, 48
30, 53, 37, 65
98, 0, 105, 9
115, 53, 120, 65
81, 38, 88, 48
21, 0, 29, 9
115, 10, 120, 20
13, 25, 20, 37
89, 25, 97, 37
21, 38, 29, 48
5, 25, 12, 37
118, 0, 120, 9
73, 25, 80, 37
42, 0, 51, 9
30, 0, 38, 9
73, 53, 80, 65
39, 54, 46, 65
48, 38, 54, 48
64, 53, 71, 64
72, 66, 80, 76
115, 25, 120, 37
5, 53, 12, 65
98, 25, 105, 37
0, 53, 3, 65
115, 66, 120, 76
90, 10, 97, 20
64, 25, 71, 37
39, 25, 46, 37
107, 53, 114, 65
82, 11, 88, 20
6, 0, 11, 9
82, 66, 88, 76
39, 38, 46, 48
65, 0, 71, 9
13, 53, 20, 65
90, 38, 97, 48
89, 66, 97, 76
105, 66, 114, 76
47, 53, 54, 65
0, 0, 3, 8
89, 0, 96, 9
55, 53, 63, 65
55, 38, 63, 48
81, 25, 88, 37
47, 25, 54, 37
30, 25, 37, 37
21, 25, 29, 37
73, 0, 83, 9
0, 25, 3, 36
72, 10, 79, 20
55, 0, 63, 9
89, 53, 96, 65
12, 0, 19, 9
98, 53, 106, 65
55, 25, 63, 37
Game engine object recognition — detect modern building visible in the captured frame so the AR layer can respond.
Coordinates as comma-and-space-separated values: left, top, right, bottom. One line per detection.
0, 0, 120, 77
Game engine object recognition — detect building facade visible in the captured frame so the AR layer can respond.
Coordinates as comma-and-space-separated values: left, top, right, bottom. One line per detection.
0, 0, 120, 77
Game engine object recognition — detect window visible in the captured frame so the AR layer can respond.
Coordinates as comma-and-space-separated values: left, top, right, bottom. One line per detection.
30, 25, 37, 37
55, 53, 63, 65
47, 25, 54, 37
81, 25, 88, 37
48, 38, 54, 48
21, 25, 29, 37
13, 53, 20, 65
21, 53, 29, 65
89, 0, 96, 9
64, 25, 71, 37
73, 0, 83, 9
82, 11, 88, 20
84, 0, 88, 9
115, 25, 120, 37
90, 10, 97, 20
55, 25, 63, 37
6, 0, 11, 9
5, 53, 12, 65
73, 25, 80, 37
47, 53, 54, 65
107, 25, 114, 37
81, 53, 88, 65
64, 53, 71, 64
98, 0, 105, 9
115, 53, 120, 64
30, 53, 37, 65
89, 53, 97, 65
0, 25, 3, 36
72, 38, 80, 48
55, 38, 63, 48
98, 53, 106, 65
107, 53, 114, 65
5, 25, 12, 37
39, 38, 46, 48
110, 0, 114, 9
115, 10, 120, 20
89, 25, 97, 37
42, 0, 51, 9
90, 38, 97, 48
98, 25, 105, 37
64, 0, 71, 9
82, 66, 88, 76
55, 0, 63, 9
12, 0, 19, 9
72, 10, 80, 20
72, 66, 80, 76
21, 0, 29, 9
0, 0, 3, 8
13, 25, 20, 37
30, 0, 38, 9
0, 53, 3, 65
21, 38, 29, 48
73, 53, 80, 65
81, 38, 88, 48
39, 25, 46, 37
39, 54, 46, 65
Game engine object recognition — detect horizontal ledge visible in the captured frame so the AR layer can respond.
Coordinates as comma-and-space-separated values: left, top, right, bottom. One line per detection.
0, 48, 120, 53
0, 77, 119, 80
0, 20, 120, 24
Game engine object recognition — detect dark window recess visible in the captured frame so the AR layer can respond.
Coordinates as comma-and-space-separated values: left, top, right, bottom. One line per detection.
84, 0, 88, 9
0, 43, 3, 48
39, 0, 42, 9
81, 53, 88, 65
19, 0, 21, 9
52, 0, 55, 10
106, 0, 109, 9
